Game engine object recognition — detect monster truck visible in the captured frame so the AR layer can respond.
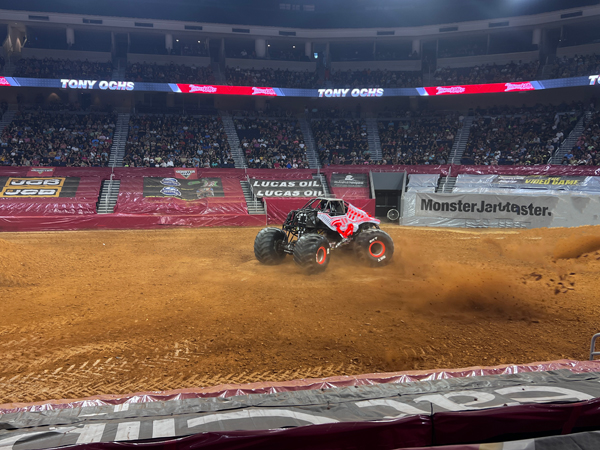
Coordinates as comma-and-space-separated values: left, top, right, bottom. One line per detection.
254, 197, 394, 273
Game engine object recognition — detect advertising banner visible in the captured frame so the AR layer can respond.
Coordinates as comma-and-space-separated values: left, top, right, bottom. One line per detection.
330, 173, 369, 188
454, 174, 600, 193
491, 175, 588, 188
0, 177, 80, 198
250, 178, 324, 198
143, 177, 224, 200
416, 193, 558, 227
0, 74, 597, 98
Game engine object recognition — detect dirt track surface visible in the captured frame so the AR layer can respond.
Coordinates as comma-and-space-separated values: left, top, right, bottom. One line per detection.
2, 225, 600, 405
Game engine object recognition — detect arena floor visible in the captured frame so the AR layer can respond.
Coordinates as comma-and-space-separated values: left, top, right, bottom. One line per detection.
1, 225, 600, 406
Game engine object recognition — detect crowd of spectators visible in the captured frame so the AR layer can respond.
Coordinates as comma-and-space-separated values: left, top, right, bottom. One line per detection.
225, 67, 318, 88
14, 58, 113, 79
563, 111, 600, 165
0, 110, 116, 167
551, 54, 600, 79
123, 115, 234, 168
461, 105, 581, 165
125, 62, 214, 83
433, 61, 539, 85
234, 118, 309, 169
379, 115, 461, 165
328, 69, 422, 88
312, 119, 371, 165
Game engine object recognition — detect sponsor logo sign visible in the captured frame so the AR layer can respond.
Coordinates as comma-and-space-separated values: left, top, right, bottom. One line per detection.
436, 86, 466, 95
27, 167, 55, 176
504, 82, 534, 92
250, 179, 323, 198
330, 173, 369, 188
416, 193, 558, 226
251, 87, 276, 96
590, 75, 600, 85
492, 175, 586, 188
174, 168, 198, 180
0, 177, 80, 198
60, 79, 135, 91
189, 85, 218, 93
143, 177, 224, 200
0, 77, 9, 86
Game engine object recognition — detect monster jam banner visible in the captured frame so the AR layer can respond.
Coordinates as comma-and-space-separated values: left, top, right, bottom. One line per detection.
330, 173, 369, 188
143, 177, 224, 200
403, 192, 600, 228
250, 178, 324, 197
0, 177, 80, 198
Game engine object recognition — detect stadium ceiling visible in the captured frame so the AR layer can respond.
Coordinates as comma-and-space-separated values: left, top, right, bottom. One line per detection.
0, 0, 597, 28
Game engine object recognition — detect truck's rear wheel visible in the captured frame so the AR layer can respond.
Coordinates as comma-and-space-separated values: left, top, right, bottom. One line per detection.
354, 230, 394, 267
254, 228, 287, 265
293, 234, 330, 274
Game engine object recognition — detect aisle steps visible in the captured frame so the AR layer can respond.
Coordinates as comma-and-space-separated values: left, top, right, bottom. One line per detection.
108, 113, 130, 167
299, 117, 321, 169
97, 179, 121, 214
220, 112, 247, 168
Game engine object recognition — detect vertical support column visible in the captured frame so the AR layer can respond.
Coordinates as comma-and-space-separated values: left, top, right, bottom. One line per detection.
66, 27, 75, 48
305, 41, 312, 58
165, 33, 173, 53
487, 34, 491, 54
111, 31, 116, 54
255, 38, 266, 58
532, 28, 542, 47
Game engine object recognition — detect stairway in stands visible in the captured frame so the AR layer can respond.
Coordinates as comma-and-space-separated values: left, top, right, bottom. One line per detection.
436, 175, 457, 193
220, 112, 247, 168
211, 62, 225, 83
240, 180, 265, 215
299, 117, 321, 169
111, 57, 127, 81
108, 113, 130, 167
551, 113, 587, 164
365, 117, 383, 161
314, 173, 332, 197
97, 179, 121, 214
448, 116, 475, 164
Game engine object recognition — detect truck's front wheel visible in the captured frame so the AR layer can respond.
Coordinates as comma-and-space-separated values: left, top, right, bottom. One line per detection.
354, 230, 394, 267
293, 234, 330, 274
254, 228, 287, 265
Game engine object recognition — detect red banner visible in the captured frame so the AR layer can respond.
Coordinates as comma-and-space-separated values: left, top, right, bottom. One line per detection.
423, 81, 535, 96
176, 84, 277, 96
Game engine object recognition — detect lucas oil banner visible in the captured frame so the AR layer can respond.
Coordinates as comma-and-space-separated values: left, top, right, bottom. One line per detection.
143, 177, 224, 200
250, 178, 323, 198
0, 177, 80, 198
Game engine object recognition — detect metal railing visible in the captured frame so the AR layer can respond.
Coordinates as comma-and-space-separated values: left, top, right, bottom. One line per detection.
246, 174, 262, 213
590, 333, 600, 361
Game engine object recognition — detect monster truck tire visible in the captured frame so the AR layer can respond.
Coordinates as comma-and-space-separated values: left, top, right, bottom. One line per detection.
354, 229, 394, 267
254, 228, 287, 265
293, 234, 331, 274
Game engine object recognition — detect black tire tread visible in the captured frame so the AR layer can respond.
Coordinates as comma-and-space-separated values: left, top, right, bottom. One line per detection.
254, 227, 287, 265
293, 234, 330, 273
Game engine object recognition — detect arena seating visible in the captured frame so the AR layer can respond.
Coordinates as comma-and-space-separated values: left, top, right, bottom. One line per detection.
234, 117, 309, 168
461, 105, 582, 165
551, 53, 600, 79
0, 110, 116, 167
312, 119, 371, 165
14, 57, 114, 79
565, 110, 600, 165
379, 115, 461, 165
433, 60, 539, 85
123, 115, 234, 168
328, 69, 422, 88
125, 62, 214, 83
225, 67, 318, 88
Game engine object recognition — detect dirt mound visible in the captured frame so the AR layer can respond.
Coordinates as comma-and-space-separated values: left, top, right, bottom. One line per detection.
553, 234, 600, 260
